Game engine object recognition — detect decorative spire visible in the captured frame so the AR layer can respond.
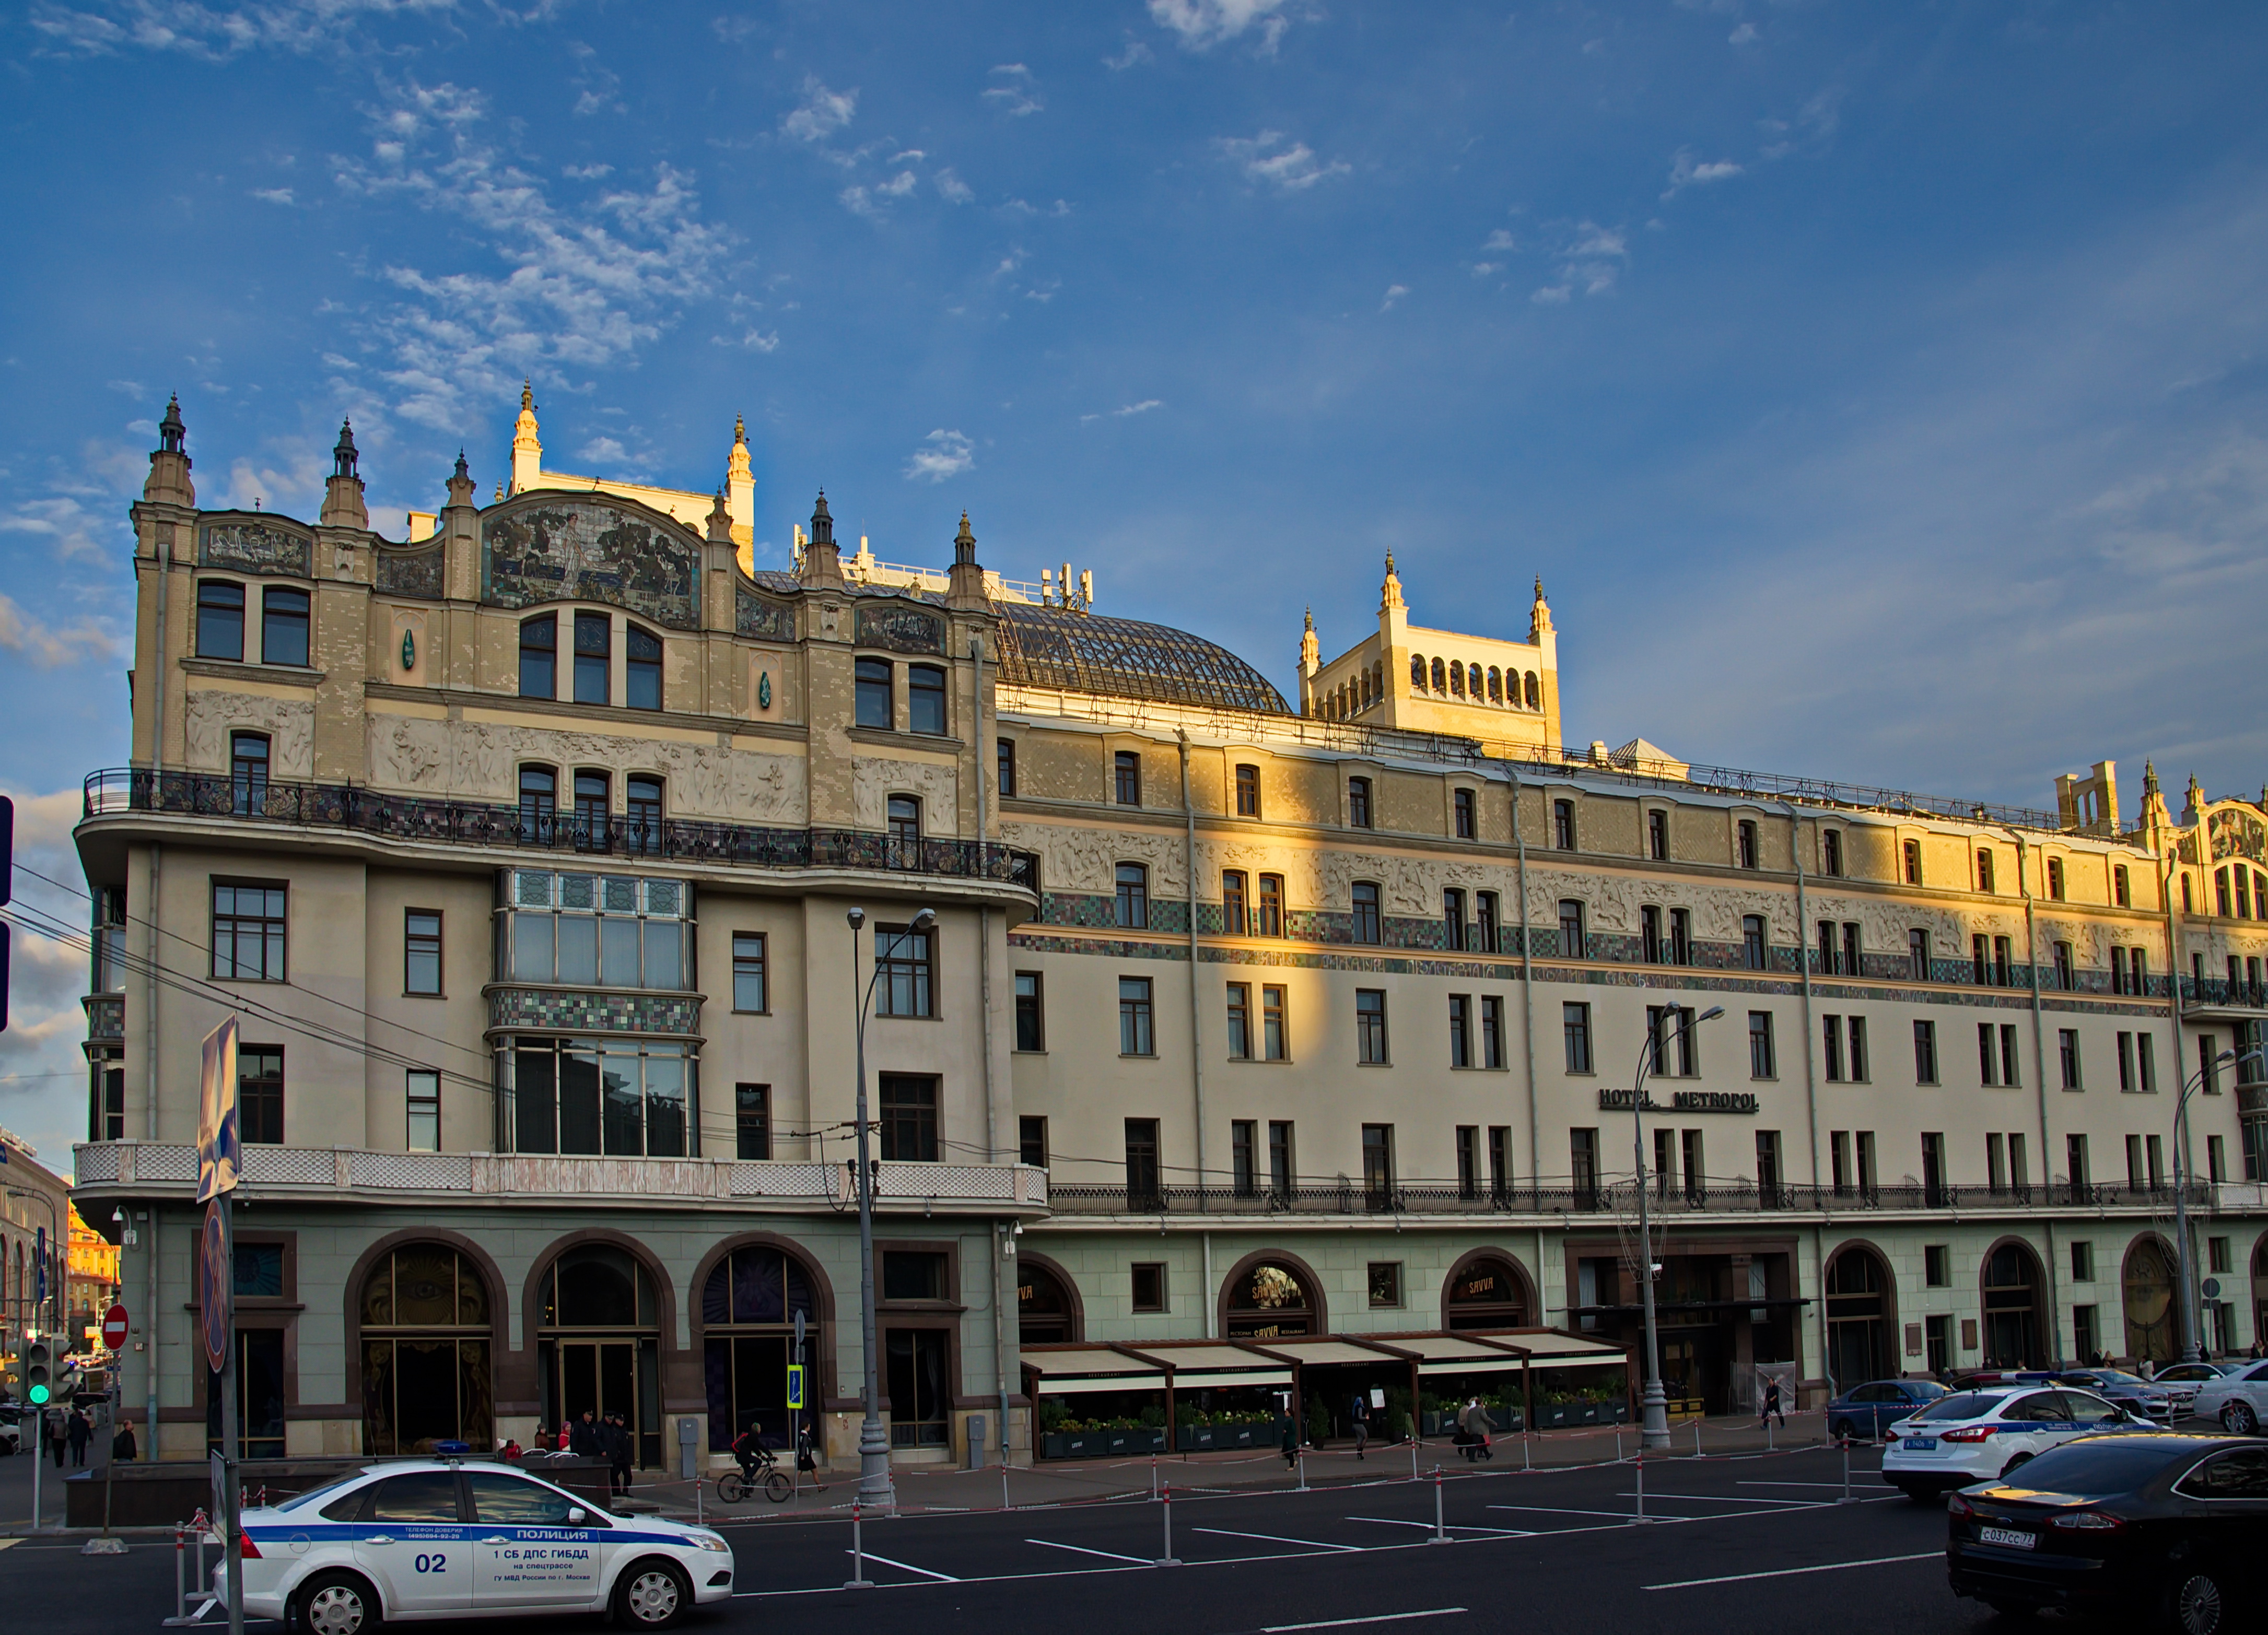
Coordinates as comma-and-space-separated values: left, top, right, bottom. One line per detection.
1379, 551, 1405, 610
704, 486, 733, 543
333, 418, 359, 479
954, 510, 976, 566
446, 448, 477, 508
521, 379, 534, 413
733, 412, 747, 445
2143, 759, 2159, 798
158, 393, 186, 455
454, 449, 469, 480
1529, 573, 1555, 640
810, 490, 834, 546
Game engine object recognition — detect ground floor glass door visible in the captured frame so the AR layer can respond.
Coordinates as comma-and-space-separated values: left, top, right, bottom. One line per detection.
885, 1328, 949, 1448
541, 1337, 661, 1466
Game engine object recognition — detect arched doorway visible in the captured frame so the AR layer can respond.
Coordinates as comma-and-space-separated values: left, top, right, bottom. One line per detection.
1018, 1257, 1082, 1345
360, 1243, 494, 1455
537, 1243, 663, 1467
699, 1242, 823, 1454
1223, 1258, 1320, 1339
1981, 1240, 2046, 1368
2121, 1236, 2179, 1363
1443, 1254, 1533, 1330
1825, 1244, 1894, 1390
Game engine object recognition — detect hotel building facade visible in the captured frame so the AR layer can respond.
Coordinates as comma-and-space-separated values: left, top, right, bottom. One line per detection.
66, 396, 2268, 1465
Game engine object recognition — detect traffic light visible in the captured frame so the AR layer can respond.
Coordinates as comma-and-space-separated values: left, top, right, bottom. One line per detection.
25, 1337, 51, 1406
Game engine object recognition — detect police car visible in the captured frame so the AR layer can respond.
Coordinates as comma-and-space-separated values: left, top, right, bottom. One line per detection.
220, 1459, 733, 1631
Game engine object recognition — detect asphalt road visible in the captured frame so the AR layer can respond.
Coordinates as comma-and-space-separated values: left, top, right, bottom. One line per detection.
0, 1445, 1995, 1635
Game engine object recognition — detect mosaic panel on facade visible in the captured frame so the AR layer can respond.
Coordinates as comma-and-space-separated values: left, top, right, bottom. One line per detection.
201, 520, 311, 577
483, 501, 700, 630
855, 603, 944, 654
376, 546, 445, 599
735, 584, 796, 640
488, 987, 703, 1036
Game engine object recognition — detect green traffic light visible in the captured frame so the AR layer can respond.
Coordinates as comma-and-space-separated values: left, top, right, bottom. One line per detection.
27, 1382, 49, 1405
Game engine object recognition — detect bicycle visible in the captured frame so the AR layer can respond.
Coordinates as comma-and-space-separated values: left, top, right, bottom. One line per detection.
714, 1443, 792, 1504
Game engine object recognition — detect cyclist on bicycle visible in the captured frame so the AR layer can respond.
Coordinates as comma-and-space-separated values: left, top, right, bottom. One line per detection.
730, 1419, 771, 1485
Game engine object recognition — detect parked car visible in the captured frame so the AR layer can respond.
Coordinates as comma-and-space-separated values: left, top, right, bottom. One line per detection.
2190, 1357, 2268, 1434
2047, 1369, 2175, 1423
1826, 1379, 1949, 1441
2152, 1362, 2236, 1413
1881, 1386, 2148, 1499
1946, 1432, 2267, 1631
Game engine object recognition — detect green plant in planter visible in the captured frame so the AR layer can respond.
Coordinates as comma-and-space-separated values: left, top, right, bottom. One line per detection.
1138, 1404, 1167, 1429
1305, 1397, 1333, 1445
1038, 1402, 1070, 1432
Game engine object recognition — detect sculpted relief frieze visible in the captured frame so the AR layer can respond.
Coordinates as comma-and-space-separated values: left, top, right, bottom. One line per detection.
852, 757, 960, 836
368, 715, 804, 822
1000, 819, 1185, 896
186, 690, 314, 778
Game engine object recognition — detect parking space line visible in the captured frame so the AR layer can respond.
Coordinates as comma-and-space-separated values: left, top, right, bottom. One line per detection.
1026, 1538, 1153, 1564
1261, 1610, 1468, 1631
1194, 1526, 1363, 1552
844, 1548, 961, 1581
1644, 1551, 1940, 1591
1614, 1491, 1817, 1505
1487, 1503, 1644, 1520
1346, 1517, 1534, 1536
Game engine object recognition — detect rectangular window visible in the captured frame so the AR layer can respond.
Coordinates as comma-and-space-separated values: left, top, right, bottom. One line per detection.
1553, 798, 1576, 851
855, 656, 893, 728
1448, 995, 1471, 1068
1570, 1127, 1599, 1203
2200, 1032, 2222, 1093
1226, 982, 1253, 1060
1902, 838, 1922, 885
1642, 905, 1663, 964
1670, 907, 1692, 966
406, 1069, 440, 1153
1257, 874, 1283, 937
1222, 870, 1248, 936
1454, 787, 1476, 839
731, 932, 766, 1012
1979, 1021, 1998, 1085
1361, 1122, 1395, 1207
2002, 1024, 2022, 1087
572, 611, 611, 705
1748, 1011, 1775, 1078
1115, 750, 1142, 805
1680, 1128, 1705, 1201
1236, 762, 1261, 817
1347, 776, 1372, 828
1743, 914, 1769, 971
2125, 1133, 2145, 1190
1443, 887, 1467, 951
1822, 1014, 1845, 1082
2209, 1236, 2232, 1275
2047, 857, 2065, 900
1456, 1125, 1480, 1198
1268, 1120, 1294, 1196
1231, 1120, 1257, 1196
197, 579, 245, 661
879, 1075, 939, 1161
1843, 922, 1862, 978
1737, 819, 1759, 869
906, 663, 946, 735
2207, 1133, 2226, 1184
875, 924, 935, 1017
1647, 809, 1669, 861
1356, 989, 1389, 1064
1831, 1131, 1851, 1196
1351, 880, 1381, 944
625, 625, 662, 711
1130, 1263, 1167, 1313
1913, 1019, 1938, 1084
1488, 1126, 1511, 1200
2117, 1031, 2135, 1092
2147, 1133, 2165, 1190
509, 1038, 688, 1157
1368, 1261, 1403, 1308
1977, 847, 1995, 892
1115, 863, 1149, 930
260, 585, 309, 667
2010, 1131, 2029, 1189
1262, 984, 1288, 1061
1480, 996, 1505, 1069
1855, 1130, 1877, 1195
519, 615, 556, 698
2113, 864, 2130, 907
1819, 919, 1839, 975
1922, 1132, 1947, 1206
1926, 1314, 1951, 1374
1988, 1132, 2007, 1191
1558, 898, 1586, 958
1119, 977, 1155, 1055
883, 1251, 948, 1302
997, 737, 1016, 797
734, 1083, 770, 1160
1822, 829, 1843, 876
239, 1046, 284, 1145
1476, 891, 1499, 954
1994, 936, 2013, 988
212, 881, 287, 981
1973, 933, 1990, 986
1125, 1119, 1161, 1209
1848, 1016, 1869, 1083
1909, 928, 1930, 982
889, 795, 921, 864
1020, 1114, 1049, 1168
404, 909, 442, 995
1924, 1245, 1950, 1288
2059, 1028, 2082, 1090
2053, 941, 2074, 990
1013, 971, 1044, 1052
2067, 1132, 2090, 1192
1563, 1002, 1593, 1072
2071, 1305, 2098, 1362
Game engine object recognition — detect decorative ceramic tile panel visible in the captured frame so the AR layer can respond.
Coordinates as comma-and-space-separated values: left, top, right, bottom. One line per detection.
201, 521, 311, 577
483, 500, 700, 629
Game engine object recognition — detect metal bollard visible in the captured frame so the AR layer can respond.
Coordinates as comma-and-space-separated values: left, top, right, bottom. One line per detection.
694, 1474, 703, 1525
1838, 1434, 1858, 1504
1634, 1453, 1650, 1524
844, 1501, 874, 1589
1429, 1467, 1449, 1544
1523, 1434, 1531, 1472
1156, 1484, 1181, 1566
1002, 1463, 1011, 1512
1768, 1417, 1775, 1452
1616, 1430, 1623, 1463
1151, 1455, 1159, 1500
1695, 1419, 1703, 1457
1297, 1449, 1307, 1492
1411, 1440, 1419, 1482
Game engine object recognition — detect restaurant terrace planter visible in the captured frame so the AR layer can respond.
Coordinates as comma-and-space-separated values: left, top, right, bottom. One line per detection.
1039, 1427, 1168, 1460
1174, 1418, 1288, 1452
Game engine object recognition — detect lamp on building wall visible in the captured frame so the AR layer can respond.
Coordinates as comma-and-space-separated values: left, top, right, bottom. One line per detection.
1626, 1004, 1723, 1450
2174, 1046, 2258, 1363
847, 902, 938, 1504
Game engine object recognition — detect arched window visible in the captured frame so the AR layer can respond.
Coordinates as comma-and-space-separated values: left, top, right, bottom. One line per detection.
2121, 1237, 2178, 1363
1444, 1256, 1531, 1330
230, 731, 271, 815
572, 770, 609, 851
1525, 671, 1540, 709
1981, 1241, 2044, 1369
1115, 863, 1149, 929
519, 615, 557, 699
1449, 661, 1465, 698
625, 776, 662, 855
1488, 667, 1502, 704
1018, 1260, 1080, 1345
361, 1244, 493, 1455
888, 794, 921, 868
1824, 1245, 1893, 1391
1431, 657, 1446, 692
519, 766, 557, 845
701, 1244, 822, 1452
1410, 655, 1427, 690
1225, 1261, 1315, 1339
537, 1243, 661, 1468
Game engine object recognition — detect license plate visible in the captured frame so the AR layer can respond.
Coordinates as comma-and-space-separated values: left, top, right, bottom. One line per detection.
1978, 1527, 2036, 1550
1903, 1437, 1937, 1451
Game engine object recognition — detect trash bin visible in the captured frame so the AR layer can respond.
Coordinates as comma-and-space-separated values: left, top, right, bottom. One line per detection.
966, 1415, 986, 1471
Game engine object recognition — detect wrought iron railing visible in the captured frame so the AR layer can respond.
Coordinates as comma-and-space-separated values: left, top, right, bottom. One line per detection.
83, 768, 1039, 891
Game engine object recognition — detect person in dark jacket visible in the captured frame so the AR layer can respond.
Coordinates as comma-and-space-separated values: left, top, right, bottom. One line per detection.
603, 1412, 632, 1495
112, 1417, 138, 1462
569, 1410, 600, 1457
1349, 1393, 1370, 1460
1280, 1413, 1299, 1470
66, 1408, 92, 1466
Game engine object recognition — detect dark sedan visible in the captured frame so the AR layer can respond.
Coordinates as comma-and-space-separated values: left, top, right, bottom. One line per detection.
1946, 1433, 2268, 1634
1826, 1378, 1949, 1440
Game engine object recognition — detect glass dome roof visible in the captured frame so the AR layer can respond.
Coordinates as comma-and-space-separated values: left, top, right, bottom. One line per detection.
995, 602, 1290, 715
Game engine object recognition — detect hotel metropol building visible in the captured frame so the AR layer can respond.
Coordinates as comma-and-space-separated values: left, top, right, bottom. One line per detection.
65, 393, 2268, 1467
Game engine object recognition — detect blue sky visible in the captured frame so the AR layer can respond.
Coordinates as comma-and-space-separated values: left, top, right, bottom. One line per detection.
4, 0, 2267, 1157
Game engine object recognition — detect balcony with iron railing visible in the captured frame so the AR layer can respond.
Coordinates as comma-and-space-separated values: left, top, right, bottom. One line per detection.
81, 769, 1039, 894
1047, 1173, 2229, 1219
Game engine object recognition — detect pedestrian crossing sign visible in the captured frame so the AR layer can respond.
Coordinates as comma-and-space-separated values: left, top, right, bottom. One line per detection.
786, 1364, 805, 1409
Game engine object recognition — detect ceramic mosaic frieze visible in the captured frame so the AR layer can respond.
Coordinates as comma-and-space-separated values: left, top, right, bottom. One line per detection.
201, 520, 311, 577
855, 603, 944, 654
376, 546, 444, 599
735, 583, 796, 640
488, 987, 702, 1036
483, 500, 700, 629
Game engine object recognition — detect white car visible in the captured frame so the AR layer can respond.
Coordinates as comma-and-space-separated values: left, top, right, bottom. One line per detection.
2147, 1360, 2234, 1413
1879, 1385, 2147, 1499
224, 1459, 733, 1631
2189, 1356, 2268, 1434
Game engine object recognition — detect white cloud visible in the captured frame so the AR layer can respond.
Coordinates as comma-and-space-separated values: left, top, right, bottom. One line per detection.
1729, 21, 1758, 44
1104, 34, 1153, 69
782, 75, 856, 143
1469, 262, 1501, 278
1149, 0, 1297, 54
578, 436, 628, 465
1379, 284, 1408, 312
999, 197, 1071, 217
712, 328, 779, 352
904, 429, 974, 483
1531, 284, 1572, 304
890, 149, 926, 164
1761, 87, 1843, 159
934, 168, 973, 204
251, 186, 296, 205
1663, 148, 1745, 199
1482, 228, 1517, 252
28, 0, 456, 61
0, 592, 119, 668
1217, 130, 1350, 193
983, 85, 1043, 117
839, 171, 917, 219
563, 162, 612, 180
1081, 398, 1164, 423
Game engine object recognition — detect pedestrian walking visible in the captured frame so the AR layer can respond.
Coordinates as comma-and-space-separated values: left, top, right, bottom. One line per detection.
604, 1411, 633, 1496
1349, 1392, 1370, 1460
1759, 1377, 1785, 1429
112, 1417, 137, 1462
67, 1407, 92, 1466
1280, 1412, 1299, 1470
46, 1405, 67, 1468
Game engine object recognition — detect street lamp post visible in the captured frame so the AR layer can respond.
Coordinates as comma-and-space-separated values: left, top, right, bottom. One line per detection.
847, 904, 937, 1506
1628, 1005, 1723, 1450
2173, 1046, 2260, 1364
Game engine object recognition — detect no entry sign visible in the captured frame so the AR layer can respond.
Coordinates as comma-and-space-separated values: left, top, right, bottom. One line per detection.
102, 1303, 130, 1350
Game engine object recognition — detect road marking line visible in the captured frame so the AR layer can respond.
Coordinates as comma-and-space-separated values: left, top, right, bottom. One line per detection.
0, 1539, 17, 1551
1347, 1518, 1534, 1536
1738, 1480, 1876, 1489
1026, 1538, 1153, 1565
1644, 1551, 1941, 1591
1487, 1503, 1647, 1519
1194, 1526, 1362, 1552
843, 1548, 960, 1582
1614, 1491, 1816, 1505
1262, 1609, 1468, 1631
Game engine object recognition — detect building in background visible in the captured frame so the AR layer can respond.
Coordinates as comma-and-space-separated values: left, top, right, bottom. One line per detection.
64, 397, 2268, 1466
66, 1202, 122, 1350
2, 1130, 73, 1398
